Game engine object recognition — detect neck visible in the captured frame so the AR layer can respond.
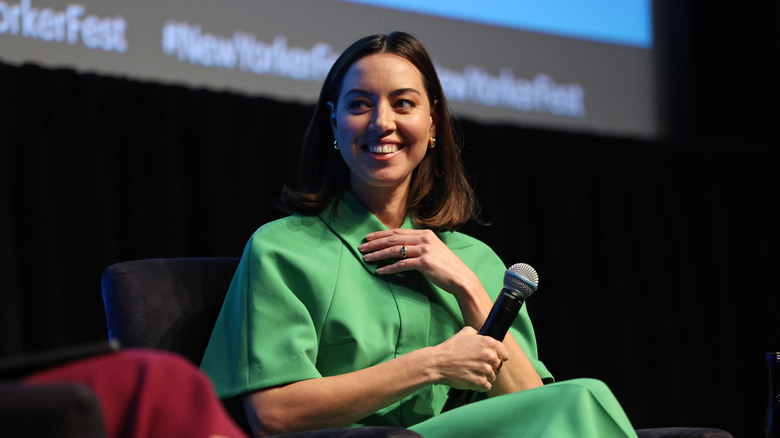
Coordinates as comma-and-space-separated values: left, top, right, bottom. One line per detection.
349, 184, 410, 230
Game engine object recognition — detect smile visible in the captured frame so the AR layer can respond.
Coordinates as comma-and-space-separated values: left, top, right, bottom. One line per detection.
364, 143, 403, 154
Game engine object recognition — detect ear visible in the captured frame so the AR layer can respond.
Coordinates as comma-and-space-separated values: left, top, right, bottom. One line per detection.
327, 101, 338, 137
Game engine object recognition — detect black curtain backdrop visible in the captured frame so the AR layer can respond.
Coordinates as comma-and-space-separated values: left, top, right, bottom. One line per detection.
1, 4, 778, 436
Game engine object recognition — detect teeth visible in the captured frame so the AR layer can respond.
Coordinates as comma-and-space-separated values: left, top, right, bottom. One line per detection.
368, 144, 398, 154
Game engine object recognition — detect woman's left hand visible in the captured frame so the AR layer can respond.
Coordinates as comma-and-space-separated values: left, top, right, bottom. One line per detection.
359, 229, 480, 299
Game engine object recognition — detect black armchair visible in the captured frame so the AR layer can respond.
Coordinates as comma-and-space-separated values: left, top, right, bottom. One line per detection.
100, 257, 732, 438
101, 257, 240, 365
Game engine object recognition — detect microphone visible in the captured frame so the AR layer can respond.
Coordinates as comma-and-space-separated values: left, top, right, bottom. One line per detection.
441, 263, 539, 413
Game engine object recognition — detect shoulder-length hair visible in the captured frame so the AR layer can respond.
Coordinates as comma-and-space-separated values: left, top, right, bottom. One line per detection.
279, 31, 478, 232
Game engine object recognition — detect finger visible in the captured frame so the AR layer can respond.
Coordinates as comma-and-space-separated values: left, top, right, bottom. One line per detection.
364, 229, 397, 241
375, 258, 419, 275
362, 230, 434, 251
482, 362, 499, 383
359, 236, 411, 253
362, 245, 411, 263
493, 341, 511, 363
464, 373, 493, 392
481, 374, 495, 391
364, 229, 424, 241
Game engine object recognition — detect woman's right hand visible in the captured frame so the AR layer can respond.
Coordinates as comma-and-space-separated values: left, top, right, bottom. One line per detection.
243, 326, 515, 436
427, 326, 510, 392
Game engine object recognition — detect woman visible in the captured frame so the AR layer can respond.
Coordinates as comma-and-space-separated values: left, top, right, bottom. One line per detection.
200, 32, 636, 437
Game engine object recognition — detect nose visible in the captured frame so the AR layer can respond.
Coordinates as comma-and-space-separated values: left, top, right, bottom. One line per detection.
370, 102, 396, 133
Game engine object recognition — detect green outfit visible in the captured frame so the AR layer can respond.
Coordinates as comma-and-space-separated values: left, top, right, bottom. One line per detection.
201, 192, 637, 437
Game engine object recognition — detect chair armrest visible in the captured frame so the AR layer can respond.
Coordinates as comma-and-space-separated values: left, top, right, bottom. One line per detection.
272, 427, 421, 437
635, 427, 733, 438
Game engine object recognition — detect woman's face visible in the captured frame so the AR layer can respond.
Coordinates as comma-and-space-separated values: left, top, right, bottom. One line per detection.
330, 53, 437, 200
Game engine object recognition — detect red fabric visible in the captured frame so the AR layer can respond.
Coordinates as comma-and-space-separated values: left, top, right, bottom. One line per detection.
23, 349, 248, 438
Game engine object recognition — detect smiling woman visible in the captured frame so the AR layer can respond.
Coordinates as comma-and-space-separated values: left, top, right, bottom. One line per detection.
199, 31, 639, 438
279, 32, 477, 232
329, 52, 437, 228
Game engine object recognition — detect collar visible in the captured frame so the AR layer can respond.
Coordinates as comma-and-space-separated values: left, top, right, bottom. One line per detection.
318, 191, 415, 274
318, 192, 464, 325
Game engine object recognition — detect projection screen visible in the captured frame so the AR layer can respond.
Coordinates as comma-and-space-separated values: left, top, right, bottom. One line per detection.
0, 0, 656, 138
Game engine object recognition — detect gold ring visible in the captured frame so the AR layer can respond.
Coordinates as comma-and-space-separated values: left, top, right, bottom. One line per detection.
495, 358, 506, 375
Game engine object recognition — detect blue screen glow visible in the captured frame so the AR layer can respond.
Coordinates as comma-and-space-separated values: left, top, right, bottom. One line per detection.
339, 0, 653, 48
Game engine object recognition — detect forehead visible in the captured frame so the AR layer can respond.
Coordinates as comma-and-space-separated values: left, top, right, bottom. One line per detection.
339, 53, 427, 97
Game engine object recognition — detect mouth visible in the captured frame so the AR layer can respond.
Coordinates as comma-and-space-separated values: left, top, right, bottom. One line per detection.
362, 143, 404, 154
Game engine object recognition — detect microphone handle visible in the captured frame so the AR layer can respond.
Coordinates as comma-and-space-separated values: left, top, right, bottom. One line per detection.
441, 288, 525, 413
478, 288, 525, 340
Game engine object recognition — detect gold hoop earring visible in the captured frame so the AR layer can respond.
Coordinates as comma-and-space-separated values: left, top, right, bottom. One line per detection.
428, 137, 436, 149
333, 139, 339, 150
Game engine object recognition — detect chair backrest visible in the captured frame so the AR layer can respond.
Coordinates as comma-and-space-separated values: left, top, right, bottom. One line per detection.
101, 257, 240, 365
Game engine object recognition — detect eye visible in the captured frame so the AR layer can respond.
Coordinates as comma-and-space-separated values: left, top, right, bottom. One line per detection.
347, 99, 371, 112
394, 99, 415, 110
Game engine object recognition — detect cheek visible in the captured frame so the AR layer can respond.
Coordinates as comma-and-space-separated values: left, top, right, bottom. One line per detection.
338, 147, 352, 165
410, 115, 434, 140
337, 115, 366, 139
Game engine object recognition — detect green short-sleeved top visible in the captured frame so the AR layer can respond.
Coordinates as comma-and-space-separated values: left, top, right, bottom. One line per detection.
200, 192, 552, 428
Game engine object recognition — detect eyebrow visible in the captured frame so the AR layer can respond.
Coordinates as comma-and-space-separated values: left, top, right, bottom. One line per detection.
343, 88, 423, 98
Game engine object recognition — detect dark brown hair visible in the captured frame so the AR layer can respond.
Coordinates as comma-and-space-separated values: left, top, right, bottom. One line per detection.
279, 32, 478, 231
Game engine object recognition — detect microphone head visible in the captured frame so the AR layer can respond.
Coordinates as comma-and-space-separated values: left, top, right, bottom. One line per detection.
504, 263, 539, 299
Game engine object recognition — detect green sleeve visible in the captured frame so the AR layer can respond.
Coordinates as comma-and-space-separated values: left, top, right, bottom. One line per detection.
200, 216, 339, 399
